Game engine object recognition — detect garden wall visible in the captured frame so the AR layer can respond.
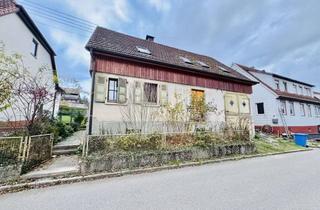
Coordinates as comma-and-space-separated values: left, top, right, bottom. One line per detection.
80, 142, 256, 174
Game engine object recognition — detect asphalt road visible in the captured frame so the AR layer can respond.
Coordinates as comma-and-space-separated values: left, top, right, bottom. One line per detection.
1, 150, 320, 210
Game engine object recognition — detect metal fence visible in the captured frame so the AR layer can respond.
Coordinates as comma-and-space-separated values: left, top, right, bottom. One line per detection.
95, 121, 225, 135
0, 136, 24, 166
83, 129, 250, 157
0, 134, 53, 170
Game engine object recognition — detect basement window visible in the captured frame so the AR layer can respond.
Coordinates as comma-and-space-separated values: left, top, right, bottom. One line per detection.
136, 46, 151, 55
179, 56, 193, 64
31, 39, 38, 57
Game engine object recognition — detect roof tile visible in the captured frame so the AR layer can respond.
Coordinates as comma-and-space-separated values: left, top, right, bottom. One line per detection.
86, 27, 253, 82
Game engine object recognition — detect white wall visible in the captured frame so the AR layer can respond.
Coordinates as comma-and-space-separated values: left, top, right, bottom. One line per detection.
232, 64, 320, 127
0, 13, 56, 122
91, 72, 253, 134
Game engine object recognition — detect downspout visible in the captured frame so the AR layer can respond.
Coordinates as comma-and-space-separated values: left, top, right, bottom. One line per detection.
88, 49, 95, 135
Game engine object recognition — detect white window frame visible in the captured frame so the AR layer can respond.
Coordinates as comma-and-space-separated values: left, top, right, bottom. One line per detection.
280, 100, 287, 115
300, 103, 305, 116
289, 102, 295, 116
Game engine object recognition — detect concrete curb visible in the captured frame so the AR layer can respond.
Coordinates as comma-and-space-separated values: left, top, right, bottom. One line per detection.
0, 148, 312, 195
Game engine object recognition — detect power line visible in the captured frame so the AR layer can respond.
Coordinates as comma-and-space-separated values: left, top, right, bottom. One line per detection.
19, 0, 97, 27
33, 18, 91, 38
28, 11, 94, 33
25, 6, 95, 31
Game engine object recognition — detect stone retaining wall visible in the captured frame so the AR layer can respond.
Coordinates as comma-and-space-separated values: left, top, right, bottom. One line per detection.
81, 142, 256, 174
0, 164, 22, 182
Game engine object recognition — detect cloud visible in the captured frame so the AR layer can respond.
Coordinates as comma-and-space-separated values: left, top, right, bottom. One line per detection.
63, 0, 131, 26
146, 0, 171, 12
50, 29, 89, 67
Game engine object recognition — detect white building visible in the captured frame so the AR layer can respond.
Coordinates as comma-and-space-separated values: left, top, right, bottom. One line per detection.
85, 27, 257, 135
233, 64, 320, 135
0, 0, 60, 128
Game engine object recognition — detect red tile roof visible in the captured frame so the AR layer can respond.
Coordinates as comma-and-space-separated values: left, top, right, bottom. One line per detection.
237, 64, 320, 104
86, 27, 255, 85
0, 0, 18, 17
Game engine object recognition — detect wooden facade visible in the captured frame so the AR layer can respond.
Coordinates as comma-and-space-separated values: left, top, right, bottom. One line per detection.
93, 55, 253, 94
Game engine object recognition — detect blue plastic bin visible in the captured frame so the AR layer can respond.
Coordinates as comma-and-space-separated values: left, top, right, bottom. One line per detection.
293, 133, 308, 147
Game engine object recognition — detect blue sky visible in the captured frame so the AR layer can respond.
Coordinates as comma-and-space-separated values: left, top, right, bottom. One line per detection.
17, 0, 320, 93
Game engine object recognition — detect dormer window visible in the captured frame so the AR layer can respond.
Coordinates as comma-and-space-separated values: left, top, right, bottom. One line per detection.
179, 56, 193, 64
196, 61, 209, 68
219, 66, 230, 73
136, 46, 151, 55
32, 39, 38, 57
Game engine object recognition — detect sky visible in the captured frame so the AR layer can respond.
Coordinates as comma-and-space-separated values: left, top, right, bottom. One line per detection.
17, 0, 320, 93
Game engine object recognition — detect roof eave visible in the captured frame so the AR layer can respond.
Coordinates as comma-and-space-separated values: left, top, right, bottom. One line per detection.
277, 95, 320, 105
15, 4, 56, 57
86, 47, 258, 86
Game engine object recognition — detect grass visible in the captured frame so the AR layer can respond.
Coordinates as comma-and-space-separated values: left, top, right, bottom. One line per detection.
254, 137, 306, 154
61, 115, 71, 124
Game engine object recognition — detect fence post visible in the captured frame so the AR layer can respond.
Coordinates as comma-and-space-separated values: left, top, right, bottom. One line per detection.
50, 134, 54, 157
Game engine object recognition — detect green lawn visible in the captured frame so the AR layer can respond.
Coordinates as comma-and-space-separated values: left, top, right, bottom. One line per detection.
61, 115, 71, 123
254, 137, 306, 154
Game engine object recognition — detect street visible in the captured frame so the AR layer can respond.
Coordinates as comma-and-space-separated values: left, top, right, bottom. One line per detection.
0, 150, 319, 210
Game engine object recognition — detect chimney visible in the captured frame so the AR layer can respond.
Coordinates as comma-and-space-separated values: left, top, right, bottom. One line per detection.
146, 35, 154, 42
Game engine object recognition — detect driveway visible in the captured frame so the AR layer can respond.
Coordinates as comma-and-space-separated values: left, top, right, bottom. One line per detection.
0, 150, 319, 210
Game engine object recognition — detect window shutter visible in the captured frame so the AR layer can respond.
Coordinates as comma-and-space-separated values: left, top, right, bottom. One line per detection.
95, 76, 106, 102
160, 84, 168, 105
134, 81, 142, 104
118, 78, 127, 104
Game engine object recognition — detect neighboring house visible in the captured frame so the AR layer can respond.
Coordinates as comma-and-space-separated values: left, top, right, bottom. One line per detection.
233, 64, 320, 134
85, 27, 257, 135
0, 0, 60, 128
59, 87, 88, 124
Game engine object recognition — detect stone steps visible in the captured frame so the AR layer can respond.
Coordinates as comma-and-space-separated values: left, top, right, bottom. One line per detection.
52, 144, 79, 156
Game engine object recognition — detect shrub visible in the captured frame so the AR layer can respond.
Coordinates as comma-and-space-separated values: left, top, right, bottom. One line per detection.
193, 131, 220, 148
114, 133, 162, 151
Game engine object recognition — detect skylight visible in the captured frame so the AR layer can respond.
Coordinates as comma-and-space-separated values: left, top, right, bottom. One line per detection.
219, 66, 230, 73
179, 56, 193, 64
196, 61, 209, 68
136, 46, 151, 55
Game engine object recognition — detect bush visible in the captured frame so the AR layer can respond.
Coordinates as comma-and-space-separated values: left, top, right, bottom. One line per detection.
114, 133, 162, 151
193, 131, 220, 148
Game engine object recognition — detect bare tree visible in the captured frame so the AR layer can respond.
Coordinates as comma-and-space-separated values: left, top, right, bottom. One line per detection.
0, 48, 55, 135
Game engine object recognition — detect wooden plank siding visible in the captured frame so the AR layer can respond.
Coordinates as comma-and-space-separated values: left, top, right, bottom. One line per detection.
93, 55, 252, 94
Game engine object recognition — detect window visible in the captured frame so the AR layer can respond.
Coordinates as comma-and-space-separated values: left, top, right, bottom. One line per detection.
179, 56, 193, 64
144, 83, 158, 103
316, 106, 320, 116
289, 102, 295, 116
283, 82, 288, 92
305, 88, 311, 96
280, 100, 287, 115
300, 103, 305, 116
136, 46, 151, 55
219, 66, 230, 73
107, 78, 118, 102
256, 103, 264, 114
307, 104, 312, 117
32, 39, 38, 57
196, 61, 209, 68
191, 89, 205, 121
275, 80, 280, 90
293, 84, 297, 94
299, 86, 303, 95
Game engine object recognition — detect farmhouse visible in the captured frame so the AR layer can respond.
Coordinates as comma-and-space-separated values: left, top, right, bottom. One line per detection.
233, 64, 320, 134
86, 27, 257, 135
0, 0, 60, 128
